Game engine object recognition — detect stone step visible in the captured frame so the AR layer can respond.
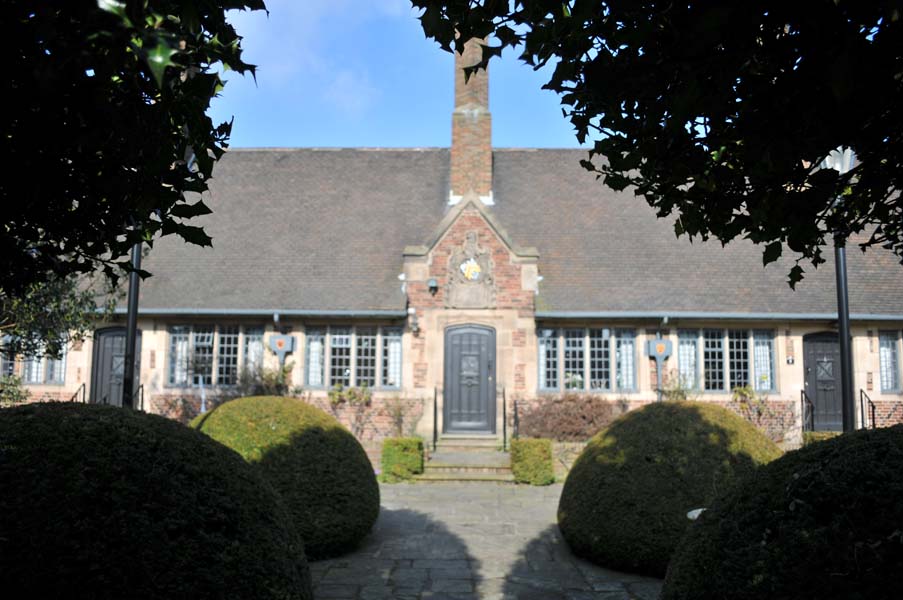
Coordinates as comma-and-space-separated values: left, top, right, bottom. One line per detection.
413, 471, 516, 483
424, 465, 512, 475
434, 436, 503, 452
428, 450, 511, 468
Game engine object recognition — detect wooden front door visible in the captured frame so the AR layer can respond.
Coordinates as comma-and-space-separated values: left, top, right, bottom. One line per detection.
91, 327, 141, 406
444, 325, 495, 433
803, 332, 843, 431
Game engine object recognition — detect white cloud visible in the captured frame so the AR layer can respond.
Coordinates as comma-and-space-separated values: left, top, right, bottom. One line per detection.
322, 69, 381, 117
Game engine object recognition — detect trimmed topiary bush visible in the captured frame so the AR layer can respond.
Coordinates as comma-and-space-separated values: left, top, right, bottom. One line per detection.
192, 396, 379, 560
558, 401, 782, 577
0, 403, 311, 600
511, 438, 555, 485
380, 437, 424, 482
662, 425, 903, 600
803, 430, 842, 446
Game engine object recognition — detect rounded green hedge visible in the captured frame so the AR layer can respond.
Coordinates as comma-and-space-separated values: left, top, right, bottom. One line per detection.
662, 425, 903, 599
0, 403, 311, 600
192, 396, 379, 560
557, 401, 782, 577
511, 438, 555, 485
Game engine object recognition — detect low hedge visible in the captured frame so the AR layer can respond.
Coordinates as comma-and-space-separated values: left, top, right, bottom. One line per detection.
511, 438, 555, 485
558, 401, 782, 577
0, 403, 311, 600
192, 396, 379, 560
380, 437, 424, 482
518, 393, 626, 441
663, 425, 903, 599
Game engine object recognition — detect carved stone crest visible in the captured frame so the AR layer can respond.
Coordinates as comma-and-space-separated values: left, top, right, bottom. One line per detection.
445, 231, 495, 308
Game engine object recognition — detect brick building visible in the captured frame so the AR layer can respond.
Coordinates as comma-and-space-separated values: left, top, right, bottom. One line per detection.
9, 40, 903, 450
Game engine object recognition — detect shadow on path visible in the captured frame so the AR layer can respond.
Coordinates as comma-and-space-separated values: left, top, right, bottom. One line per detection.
310, 507, 482, 599
502, 525, 663, 600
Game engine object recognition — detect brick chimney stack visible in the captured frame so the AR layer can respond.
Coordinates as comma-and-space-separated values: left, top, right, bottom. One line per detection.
449, 37, 492, 205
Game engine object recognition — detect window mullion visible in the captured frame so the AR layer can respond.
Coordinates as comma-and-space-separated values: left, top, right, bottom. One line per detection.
722, 331, 729, 392
211, 326, 220, 386
350, 326, 357, 387
325, 328, 332, 387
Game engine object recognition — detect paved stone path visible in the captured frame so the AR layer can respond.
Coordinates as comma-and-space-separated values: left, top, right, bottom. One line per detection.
310, 483, 663, 600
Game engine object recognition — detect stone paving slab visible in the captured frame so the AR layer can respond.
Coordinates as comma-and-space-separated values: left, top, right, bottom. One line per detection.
312, 483, 662, 600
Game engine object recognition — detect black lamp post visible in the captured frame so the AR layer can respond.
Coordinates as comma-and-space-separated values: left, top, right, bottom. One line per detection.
821, 147, 856, 432
121, 240, 142, 409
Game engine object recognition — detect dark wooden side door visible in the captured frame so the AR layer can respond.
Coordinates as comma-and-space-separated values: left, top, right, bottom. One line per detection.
444, 325, 495, 433
803, 332, 842, 431
91, 327, 141, 406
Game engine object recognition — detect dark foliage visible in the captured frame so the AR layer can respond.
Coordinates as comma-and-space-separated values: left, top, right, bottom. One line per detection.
380, 437, 424, 482
2, 0, 264, 298
0, 402, 311, 600
802, 429, 843, 445
663, 426, 903, 600
415, 1, 903, 286
192, 396, 380, 560
510, 438, 555, 485
557, 401, 782, 577
518, 393, 627, 442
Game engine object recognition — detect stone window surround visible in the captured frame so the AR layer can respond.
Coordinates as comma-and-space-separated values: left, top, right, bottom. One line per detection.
12, 342, 68, 386
682, 328, 777, 394
537, 327, 637, 393
878, 330, 902, 393
165, 324, 265, 388
304, 325, 403, 391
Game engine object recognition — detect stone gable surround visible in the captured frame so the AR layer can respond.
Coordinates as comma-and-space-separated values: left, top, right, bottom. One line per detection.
403, 199, 539, 437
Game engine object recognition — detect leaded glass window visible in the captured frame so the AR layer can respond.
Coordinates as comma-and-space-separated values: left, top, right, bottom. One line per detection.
879, 331, 900, 392
563, 329, 585, 389
728, 329, 750, 389
355, 328, 377, 387
538, 329, 559, 389
306, 328, 325, 387
677, 330, 698, 388
382, 328, 402, 387
753, 330, 775, 391
191, 326, 215, 386
168, 326, 191, 386
703, 329, 724, 391
615, 329, 636, 391
217, 326, 240, 386
589, 328, 610, 390
330, 327, 352, 386
44, 345, 67, 385
244, 327, 265, 373
1, 349, 13, 377
22, 354, 43, 384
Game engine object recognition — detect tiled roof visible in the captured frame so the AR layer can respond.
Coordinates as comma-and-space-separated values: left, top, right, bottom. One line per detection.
137, 148, 903, 317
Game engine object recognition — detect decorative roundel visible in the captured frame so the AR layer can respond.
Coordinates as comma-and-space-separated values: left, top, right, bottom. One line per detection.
460, 258, 481, 281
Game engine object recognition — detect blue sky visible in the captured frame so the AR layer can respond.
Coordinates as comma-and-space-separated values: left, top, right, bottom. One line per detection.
209, 0, 582, 149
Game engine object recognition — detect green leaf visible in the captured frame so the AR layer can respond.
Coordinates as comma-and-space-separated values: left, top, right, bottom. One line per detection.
176, 224, 213, 247
787, 265, 805, 290
144, 38, 179, 87
762, 241, 783, 265
170, 200, 213, 219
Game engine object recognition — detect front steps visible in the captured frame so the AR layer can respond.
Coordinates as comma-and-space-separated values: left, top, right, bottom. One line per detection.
415, 435, 514, 483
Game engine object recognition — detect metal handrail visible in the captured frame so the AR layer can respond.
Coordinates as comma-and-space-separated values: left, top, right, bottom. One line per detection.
432, 387, 438, 452
859, 389, 876, 430
69, 382, 86, 403
513, 399, 520, 440
502, 388, 507, 452
800, 390, 815, 432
